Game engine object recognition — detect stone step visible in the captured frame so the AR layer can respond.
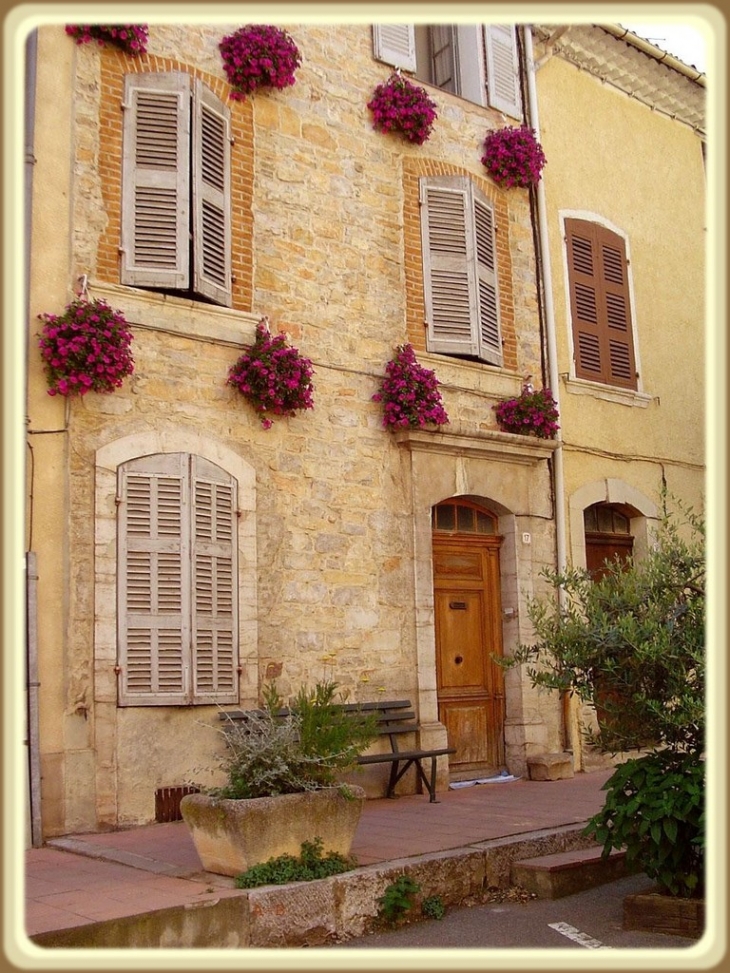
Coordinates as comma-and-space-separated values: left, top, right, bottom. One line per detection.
510, 845, 630, 899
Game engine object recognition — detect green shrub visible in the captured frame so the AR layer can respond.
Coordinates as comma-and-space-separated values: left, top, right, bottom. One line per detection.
377, 874, 421, 925
585, 749, 704, 898
212, 679, 378, 799
422, 894, 446, 920
234, 837, 356, 888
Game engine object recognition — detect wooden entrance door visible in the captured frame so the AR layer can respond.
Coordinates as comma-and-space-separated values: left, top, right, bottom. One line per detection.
433, 528, 505, 775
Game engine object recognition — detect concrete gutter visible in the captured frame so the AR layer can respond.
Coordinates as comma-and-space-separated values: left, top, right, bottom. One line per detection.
32, 824, 598, 948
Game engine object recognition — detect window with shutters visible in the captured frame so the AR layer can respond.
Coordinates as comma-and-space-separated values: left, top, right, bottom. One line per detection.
373, 24, 522, 118
121, 73, 232, 307
565, 220, 638, 391
117, 453, 239, 706
420, 175, 502, 365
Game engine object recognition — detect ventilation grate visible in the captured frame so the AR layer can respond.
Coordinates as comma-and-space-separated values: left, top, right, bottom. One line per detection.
155, 785, 199, 822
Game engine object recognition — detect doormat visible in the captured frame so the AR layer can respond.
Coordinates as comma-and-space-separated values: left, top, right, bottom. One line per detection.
449, 773, 522, 789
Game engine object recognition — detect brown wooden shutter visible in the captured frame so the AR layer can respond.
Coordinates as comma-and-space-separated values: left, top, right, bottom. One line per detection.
566, 220, 637, 390
118, 454, 190, 706
484, 25, 522, 119
421, 177, 479, 357
192, 80, 232, 307
473, 188, 502, 365
372, 25, 417, 71
121, 73, 191, 289
190, 456, 238, 704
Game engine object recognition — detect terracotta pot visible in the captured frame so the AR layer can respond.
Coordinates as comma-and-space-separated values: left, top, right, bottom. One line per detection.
180, 785, 366, 877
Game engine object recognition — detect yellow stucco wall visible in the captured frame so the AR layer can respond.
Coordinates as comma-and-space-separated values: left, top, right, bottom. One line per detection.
537, 54, 705, 519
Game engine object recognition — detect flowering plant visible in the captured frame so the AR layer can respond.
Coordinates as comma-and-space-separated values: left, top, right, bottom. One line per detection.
372, 344, 449, 429
481, 125, 547, 189
65, 24, 149, 55
367, 72, 438, 146
219, 25, 301, 101
37, 298, 135, 397
227, 318, 314, 428
493, 384, 559, 439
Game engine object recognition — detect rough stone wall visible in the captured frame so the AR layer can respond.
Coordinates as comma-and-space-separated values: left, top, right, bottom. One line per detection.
31, 23, 558, 832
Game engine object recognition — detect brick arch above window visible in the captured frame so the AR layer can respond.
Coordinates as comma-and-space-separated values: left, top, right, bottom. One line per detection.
96, 52, 254, 312
403, 158, 517, 372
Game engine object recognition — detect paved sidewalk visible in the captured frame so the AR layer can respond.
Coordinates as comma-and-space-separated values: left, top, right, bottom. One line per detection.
22, 769, 613, 944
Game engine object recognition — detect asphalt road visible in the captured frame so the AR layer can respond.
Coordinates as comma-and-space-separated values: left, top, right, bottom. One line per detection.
330, 873, 699, 950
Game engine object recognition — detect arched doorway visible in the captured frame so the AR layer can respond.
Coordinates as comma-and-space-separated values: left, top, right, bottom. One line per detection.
432, 499, 505, 777
584, 502, 634, 580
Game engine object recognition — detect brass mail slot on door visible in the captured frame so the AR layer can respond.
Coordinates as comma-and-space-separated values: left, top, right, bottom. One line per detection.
449, 601, 467, 610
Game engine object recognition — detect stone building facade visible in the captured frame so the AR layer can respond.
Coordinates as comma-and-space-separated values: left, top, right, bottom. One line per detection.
25, 21, 571, 838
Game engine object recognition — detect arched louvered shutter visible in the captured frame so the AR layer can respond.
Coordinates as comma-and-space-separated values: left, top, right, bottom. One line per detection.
484, 25, 522, 118
566, 220, 637, 390
191, 456, 238, 703
121, 73, 191, 289
192, 80, 232, 308
117, 453, 239, 706
372, 24, 417, 71
421, 177, 479, 357
118, 454, 190, 705
473, 189, 502, 364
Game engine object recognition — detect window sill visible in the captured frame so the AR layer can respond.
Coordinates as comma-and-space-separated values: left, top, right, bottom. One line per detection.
562, 376, 653, 409
89, 281, 260, 347
420, 352, 525, 399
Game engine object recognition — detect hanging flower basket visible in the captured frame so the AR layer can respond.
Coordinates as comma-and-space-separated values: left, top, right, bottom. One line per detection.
367, 72, 438, 146
65, 24, 149, 56
227, 318, 314, 429
481, 125, 547, 189
372, 344, 449, 429
493, 384, 559, 439
219, 25, 302, 101
37, 297, 135, 397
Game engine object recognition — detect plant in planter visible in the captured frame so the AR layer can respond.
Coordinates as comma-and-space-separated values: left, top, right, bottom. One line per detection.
372, 343, 449, 429
180, 680, 378, 876
493, 384, 559, 439
37, 297, 135, 397
367, 71, 438, 146
65, 24, 149, 55
227, 317, 314, 428
481, 125, 547, 189
219, 25, 302, 101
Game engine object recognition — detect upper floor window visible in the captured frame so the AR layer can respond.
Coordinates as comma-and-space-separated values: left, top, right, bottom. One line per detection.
420, 175, 502, 366
121, 73, 232, 307
565, 219, 638, 391
373, 24, 522, 119
116, 452, 239, 706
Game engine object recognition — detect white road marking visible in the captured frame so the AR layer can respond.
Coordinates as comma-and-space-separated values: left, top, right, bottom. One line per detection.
548, 921, 613, 949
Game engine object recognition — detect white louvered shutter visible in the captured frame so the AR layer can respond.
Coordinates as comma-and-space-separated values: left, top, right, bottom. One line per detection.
191, 456, 238, 704
121, 73, 191, 289
484, 25, 522, 118
192, 80, 233, 307
118, 454, 190, 705
421, 177, 479, 357
372, 24, 417, 71
473, 189, 502, 365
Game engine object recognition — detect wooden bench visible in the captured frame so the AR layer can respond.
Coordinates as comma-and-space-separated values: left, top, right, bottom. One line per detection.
220, 698, 455, 803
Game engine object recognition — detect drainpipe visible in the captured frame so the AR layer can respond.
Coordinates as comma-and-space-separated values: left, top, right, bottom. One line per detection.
25, 29, 43, 846
521, 27, 580, 767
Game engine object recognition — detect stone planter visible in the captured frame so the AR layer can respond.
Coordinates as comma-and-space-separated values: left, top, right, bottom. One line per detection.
623, 886, 705, 939
180, 786, 366, 877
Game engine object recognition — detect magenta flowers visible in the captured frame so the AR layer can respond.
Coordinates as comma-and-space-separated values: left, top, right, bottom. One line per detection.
38, 298, 135, 397
494, 385, 559, 439
373, 344, 449, 429
219, 25, 301, 101
65, 24, 148, 55
227, 319, 314, 429
367, 73, 438, 146
481, 125, 547, 189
